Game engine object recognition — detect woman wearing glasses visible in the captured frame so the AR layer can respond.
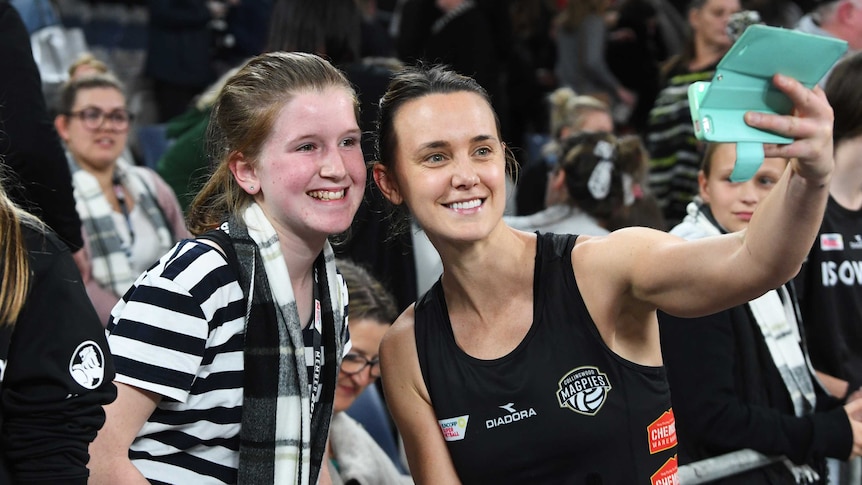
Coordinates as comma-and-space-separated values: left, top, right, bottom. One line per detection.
328, 259, 413, 485
54, 73, 189, 324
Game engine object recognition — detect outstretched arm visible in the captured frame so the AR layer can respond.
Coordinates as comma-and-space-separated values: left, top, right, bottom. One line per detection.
379, 306, 462, 485
580, 74, 834, 320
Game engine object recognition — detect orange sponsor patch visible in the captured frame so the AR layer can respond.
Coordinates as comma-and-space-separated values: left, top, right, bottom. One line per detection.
650, 455, 679, 485
647, 409, 677, 454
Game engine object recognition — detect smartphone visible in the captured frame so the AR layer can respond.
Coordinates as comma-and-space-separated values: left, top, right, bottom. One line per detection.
688, 25, 847, 179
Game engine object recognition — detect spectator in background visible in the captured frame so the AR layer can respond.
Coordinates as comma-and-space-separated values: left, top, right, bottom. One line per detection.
357, 0, 397, 58
645, 0, 740, 227
0, 1, 88, 276
395, 0, 511, 142
743, 0, 802, 27
68, 52, 109, 80
327, 259, 412, 485
156, 66, 240, 212
795, 51, 862, 417
507, 132, 644, 236
606, 134, 667, 231
516, 88, 614, 216
606, 0, 666, 133
553, 0, 636, 117
0, 171, 116, 484
145, 0, 220, 122
505, 0, 558, 150
795, 0, 862, 86
659, 142, 862, 484
54, 74, 189, 323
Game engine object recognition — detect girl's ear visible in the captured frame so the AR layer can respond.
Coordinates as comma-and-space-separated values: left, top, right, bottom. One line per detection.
229, 152, 260, 195
373, 163, 403, 205
697, 170, 711, 204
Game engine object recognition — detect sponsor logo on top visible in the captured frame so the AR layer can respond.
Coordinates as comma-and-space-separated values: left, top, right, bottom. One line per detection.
647, 409, 677, 454
556, 366, 612, 416
438, 415, 469, 442
486, 402, 538, 429
651, 455, 679, 485
69, 341, 105, 390
820, 233, 844, 251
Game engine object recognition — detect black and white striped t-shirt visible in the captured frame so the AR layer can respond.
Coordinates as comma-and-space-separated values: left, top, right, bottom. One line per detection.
106, 239, 345, 484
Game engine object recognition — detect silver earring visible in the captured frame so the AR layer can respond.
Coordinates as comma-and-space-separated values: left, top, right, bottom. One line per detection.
249, 185, 255, 190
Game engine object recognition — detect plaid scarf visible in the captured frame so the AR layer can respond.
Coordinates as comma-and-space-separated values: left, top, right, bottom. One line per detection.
67, 155, 174, 296
225, 203, 345, 484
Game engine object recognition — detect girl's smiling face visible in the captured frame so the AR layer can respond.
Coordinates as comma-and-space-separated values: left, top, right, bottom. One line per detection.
234, 87, 365, 245
699, 143, 787, 233
377, 91, 508, 245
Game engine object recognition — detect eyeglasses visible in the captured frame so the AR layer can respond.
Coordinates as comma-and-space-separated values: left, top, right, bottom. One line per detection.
66, 107, 133, 131
341, 353, 381, 378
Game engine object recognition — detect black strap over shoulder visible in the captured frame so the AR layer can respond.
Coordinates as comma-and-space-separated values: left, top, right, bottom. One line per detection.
196, 227, 240, 274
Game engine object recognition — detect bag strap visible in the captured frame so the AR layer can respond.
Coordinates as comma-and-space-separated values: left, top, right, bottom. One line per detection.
196, 226, 239, 275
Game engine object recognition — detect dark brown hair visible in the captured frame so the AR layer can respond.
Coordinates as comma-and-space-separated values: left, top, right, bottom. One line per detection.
825, 51, 862, 145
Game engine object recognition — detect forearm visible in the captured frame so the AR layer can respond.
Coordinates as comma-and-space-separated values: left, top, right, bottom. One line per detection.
743, 165, 830, 287
739, 76, 834, 288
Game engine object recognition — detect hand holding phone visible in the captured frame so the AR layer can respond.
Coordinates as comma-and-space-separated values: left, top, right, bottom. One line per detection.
688, 25, 847, 181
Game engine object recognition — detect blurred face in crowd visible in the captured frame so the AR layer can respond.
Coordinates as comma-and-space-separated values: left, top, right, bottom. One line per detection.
334, 318, 389, 413
690, 0, 741, 51
698, 143, 787, 233
56, 87, 129, 174
575, 109, 614, 135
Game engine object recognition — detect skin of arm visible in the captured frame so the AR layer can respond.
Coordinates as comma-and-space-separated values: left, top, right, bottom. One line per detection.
379, 305, 463, 485
587, 74, 832, 314
88, 382, 162, 485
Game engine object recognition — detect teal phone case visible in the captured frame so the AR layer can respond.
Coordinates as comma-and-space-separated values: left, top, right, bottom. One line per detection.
688, 25, 847, 180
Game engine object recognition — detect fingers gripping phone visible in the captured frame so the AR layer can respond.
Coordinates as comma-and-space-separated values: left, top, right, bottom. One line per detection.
688, 25, 847, 181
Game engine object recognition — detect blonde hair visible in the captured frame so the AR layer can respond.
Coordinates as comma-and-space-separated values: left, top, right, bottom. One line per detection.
67, 52, 109, 79
547, 87, 611, 139
0, 180, 43, 326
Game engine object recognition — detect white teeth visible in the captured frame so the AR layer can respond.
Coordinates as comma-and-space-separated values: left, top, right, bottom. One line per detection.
308, 190, 345, 200
449, 199, 482, 210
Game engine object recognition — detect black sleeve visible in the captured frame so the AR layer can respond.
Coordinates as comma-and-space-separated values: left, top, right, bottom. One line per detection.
0, 4, 84, 251
658, 307, 851, 465
0, 228, 117, 484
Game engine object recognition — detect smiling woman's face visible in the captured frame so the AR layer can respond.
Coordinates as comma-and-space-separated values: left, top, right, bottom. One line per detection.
698, 143, 787, 233
334, 318, 389, 413
57, 87, 128, 174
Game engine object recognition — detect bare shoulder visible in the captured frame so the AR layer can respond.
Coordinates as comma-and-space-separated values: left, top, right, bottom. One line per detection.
380, 304, 417, 363
571, 226, 687, 307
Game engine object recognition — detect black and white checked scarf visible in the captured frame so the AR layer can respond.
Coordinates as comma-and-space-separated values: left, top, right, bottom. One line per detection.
67, 154, 174, 296
213, 203, 346, 484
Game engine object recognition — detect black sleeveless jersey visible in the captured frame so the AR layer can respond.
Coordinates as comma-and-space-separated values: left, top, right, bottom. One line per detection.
415, 233, 679, 485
